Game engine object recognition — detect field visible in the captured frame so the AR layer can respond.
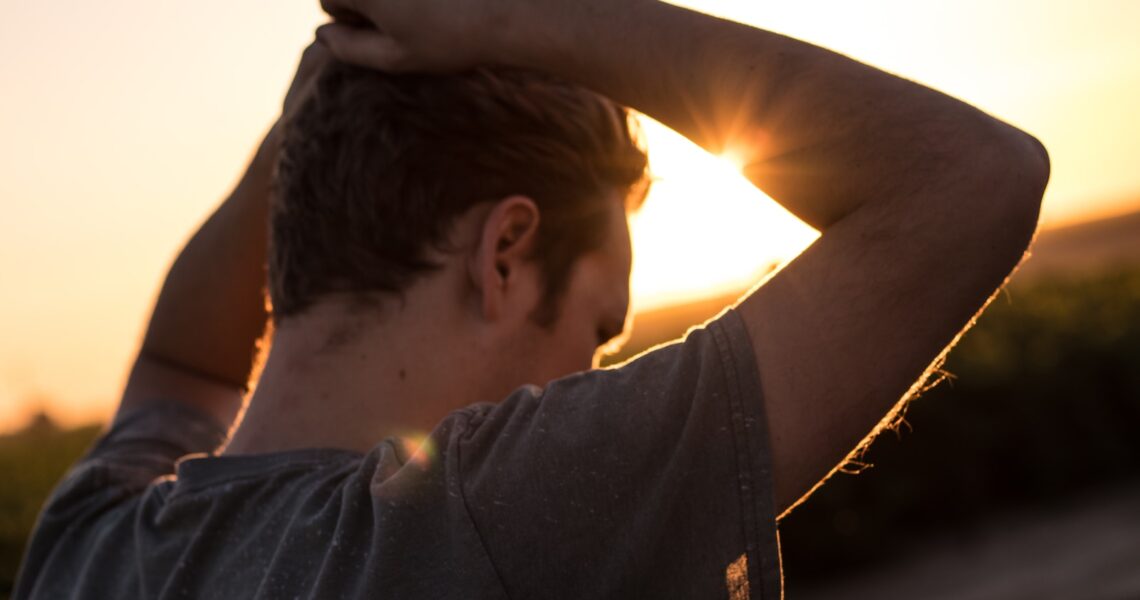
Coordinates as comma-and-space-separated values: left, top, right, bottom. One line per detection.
781, 264, 1140, 596
3, 210, 1139, 597
0, 423, 102, 597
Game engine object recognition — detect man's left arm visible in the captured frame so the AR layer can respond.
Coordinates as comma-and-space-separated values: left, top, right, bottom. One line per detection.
118, 44, 329, 431
15, 52, 323, 588
119, 128, 274, 426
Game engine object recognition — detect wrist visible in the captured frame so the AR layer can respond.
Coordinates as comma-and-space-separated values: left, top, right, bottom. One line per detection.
249, 125, 283, 181
259, 122, 285, 161
489, 1, 619, 72
492, 1, 658, 94
492, 6, 561, 69
223, 125, 281, 209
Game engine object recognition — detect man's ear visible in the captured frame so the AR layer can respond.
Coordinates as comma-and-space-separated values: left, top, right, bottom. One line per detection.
469, 196, 542, 321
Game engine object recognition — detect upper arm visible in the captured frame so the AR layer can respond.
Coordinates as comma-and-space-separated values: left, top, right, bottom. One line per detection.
738, 134, 1049, 516
118, 352, 245, 431
16, 397, 227, 598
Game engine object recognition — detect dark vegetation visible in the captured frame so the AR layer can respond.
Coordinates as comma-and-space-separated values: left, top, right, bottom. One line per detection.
1, 221, 1137, 596
778, 266, 1140, 585
0, 421, 102, 597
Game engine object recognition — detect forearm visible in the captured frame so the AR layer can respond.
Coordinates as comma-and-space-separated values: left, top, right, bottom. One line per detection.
138, 127, 278, 394
506, 2, 1046, 230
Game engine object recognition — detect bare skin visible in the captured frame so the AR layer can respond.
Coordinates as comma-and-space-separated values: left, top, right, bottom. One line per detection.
226, 195, 634, 453
124, 44, 634, 456
119, 44, 333, 429
119, 0, 1048, 523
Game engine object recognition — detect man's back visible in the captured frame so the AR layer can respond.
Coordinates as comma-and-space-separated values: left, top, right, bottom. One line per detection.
18, 402, 501, 598
17, 314, 783, 599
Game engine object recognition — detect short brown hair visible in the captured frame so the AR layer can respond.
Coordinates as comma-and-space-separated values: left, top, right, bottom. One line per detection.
270, 61, 648, 325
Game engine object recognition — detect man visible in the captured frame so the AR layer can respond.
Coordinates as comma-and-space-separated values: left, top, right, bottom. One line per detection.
17, 0, 1049, 598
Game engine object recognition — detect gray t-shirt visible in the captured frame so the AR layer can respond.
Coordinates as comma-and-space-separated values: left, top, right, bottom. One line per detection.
16, 309, 782, 599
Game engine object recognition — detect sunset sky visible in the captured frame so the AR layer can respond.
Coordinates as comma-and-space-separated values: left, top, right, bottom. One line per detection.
2, 0, 1139, 431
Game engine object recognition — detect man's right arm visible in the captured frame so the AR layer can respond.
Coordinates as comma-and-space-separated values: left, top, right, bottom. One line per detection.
316, 0, 1050, 516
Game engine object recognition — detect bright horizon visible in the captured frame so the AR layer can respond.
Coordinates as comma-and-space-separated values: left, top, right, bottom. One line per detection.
3, 1, 1139, 432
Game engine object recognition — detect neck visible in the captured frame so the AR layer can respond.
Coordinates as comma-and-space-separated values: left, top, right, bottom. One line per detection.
225, 296, 493, 455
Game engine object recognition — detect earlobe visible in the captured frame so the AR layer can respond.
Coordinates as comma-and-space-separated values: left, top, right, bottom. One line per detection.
472, 195, 541, 322
469, 232, 503, 322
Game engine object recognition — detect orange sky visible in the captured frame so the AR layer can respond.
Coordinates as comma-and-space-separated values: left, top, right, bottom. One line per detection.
2, 0, 1139, 431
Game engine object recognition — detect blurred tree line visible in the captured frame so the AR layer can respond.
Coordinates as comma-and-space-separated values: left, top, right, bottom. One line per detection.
0, 266, 1137, 595
778, 266, 1140, 583
0, 421, 101, 597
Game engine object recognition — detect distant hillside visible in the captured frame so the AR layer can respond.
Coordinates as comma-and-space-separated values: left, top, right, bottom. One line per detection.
607, 208, 1140, 365
604, 288, 750, 365
1015, 209, 1140, 282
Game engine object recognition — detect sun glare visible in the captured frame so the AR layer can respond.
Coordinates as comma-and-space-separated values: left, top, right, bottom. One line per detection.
628, 117, 819, 312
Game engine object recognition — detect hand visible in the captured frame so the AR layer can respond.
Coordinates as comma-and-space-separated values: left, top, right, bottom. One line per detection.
283, 41, 334, 124
262, 41, 332, 152
316, 0, 531, 72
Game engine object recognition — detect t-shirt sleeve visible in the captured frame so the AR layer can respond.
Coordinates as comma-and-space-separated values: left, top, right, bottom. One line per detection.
457, 309, 782, 600
16, 400, 228, 593
53, 400, 229, 502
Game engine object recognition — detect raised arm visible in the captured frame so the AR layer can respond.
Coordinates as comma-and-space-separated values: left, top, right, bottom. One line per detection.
118, 44, 330, 429
316, 1, 1049, 515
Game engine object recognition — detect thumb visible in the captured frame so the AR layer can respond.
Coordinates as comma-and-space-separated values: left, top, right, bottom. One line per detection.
316, 23, 411, 72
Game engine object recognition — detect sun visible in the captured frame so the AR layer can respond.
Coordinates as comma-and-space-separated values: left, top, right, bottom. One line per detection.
628, 116, 819, 313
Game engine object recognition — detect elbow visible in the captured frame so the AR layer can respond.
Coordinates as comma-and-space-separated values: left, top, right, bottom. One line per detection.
925, 126, 1050, 282
1007, 131, 1050, 246
971, 128, 1050, 257
1011, 131, 1051, 217
1023, 133, 1052, 190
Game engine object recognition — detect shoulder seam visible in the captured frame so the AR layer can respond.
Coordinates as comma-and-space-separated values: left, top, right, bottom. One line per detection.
708, 312, 782, 599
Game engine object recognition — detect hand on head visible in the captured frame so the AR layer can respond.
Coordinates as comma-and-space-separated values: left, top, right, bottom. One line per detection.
283, 42, 333, 123
316, 0, 532, 72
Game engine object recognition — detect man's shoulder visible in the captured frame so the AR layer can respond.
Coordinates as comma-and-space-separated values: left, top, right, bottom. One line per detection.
17, 431, 504, 598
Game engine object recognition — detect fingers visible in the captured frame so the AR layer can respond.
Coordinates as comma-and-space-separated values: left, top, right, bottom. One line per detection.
316, 23, 410, 72
318, 0, 371, 27
282, 42, 332, 119
296, 42, 332, 80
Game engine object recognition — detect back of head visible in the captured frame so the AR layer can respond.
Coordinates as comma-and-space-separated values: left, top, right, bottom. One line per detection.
270, 61, 649, 326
